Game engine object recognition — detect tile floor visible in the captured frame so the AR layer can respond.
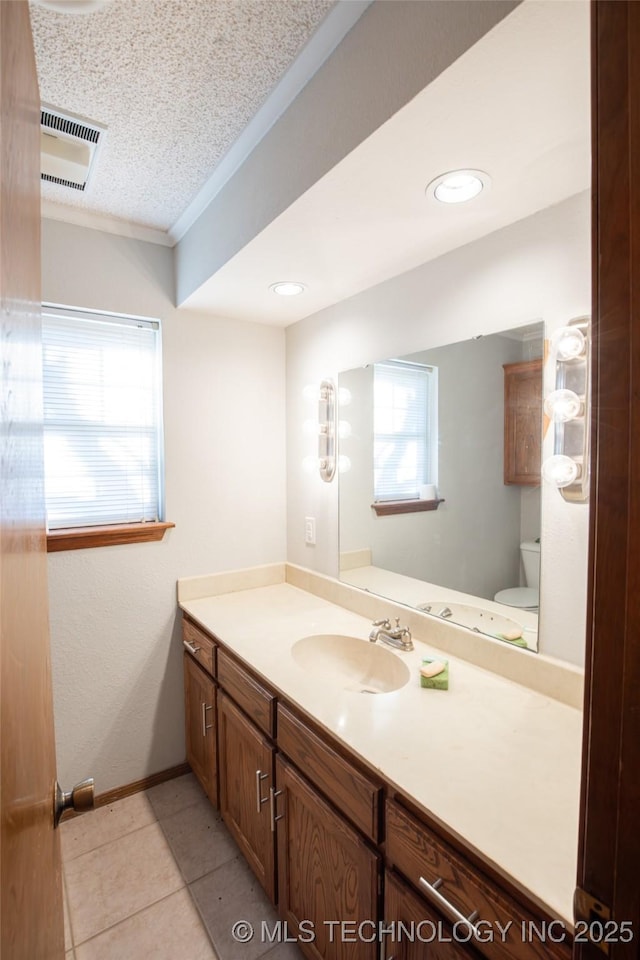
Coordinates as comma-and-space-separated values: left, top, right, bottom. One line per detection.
61, 773, 302, 960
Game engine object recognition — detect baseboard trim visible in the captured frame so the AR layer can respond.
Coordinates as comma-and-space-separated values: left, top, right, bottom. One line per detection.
94, 762, 191, 808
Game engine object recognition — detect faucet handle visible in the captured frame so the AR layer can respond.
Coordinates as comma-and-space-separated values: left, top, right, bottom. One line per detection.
372, 618, 391, 628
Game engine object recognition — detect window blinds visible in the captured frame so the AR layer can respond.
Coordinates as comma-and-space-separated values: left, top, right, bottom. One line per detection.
373, 360, 437, 501
42, 306, 163, 530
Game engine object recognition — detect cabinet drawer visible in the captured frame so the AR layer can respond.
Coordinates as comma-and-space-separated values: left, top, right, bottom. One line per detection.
182, 618, 216, 677
217, 648, 275, 737
386, 800, 570, 960
277, 704, 381, 842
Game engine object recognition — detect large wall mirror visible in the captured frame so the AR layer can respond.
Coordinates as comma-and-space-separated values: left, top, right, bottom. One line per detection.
338, 322, 544, 652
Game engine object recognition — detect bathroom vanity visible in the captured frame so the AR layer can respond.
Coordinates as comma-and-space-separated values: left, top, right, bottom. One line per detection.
178, 565, 582, 960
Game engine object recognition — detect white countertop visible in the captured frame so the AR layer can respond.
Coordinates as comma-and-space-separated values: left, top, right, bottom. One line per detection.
180, 581, 581, 925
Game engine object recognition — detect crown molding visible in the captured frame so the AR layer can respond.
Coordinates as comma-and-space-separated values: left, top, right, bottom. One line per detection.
41, 200, 174, 246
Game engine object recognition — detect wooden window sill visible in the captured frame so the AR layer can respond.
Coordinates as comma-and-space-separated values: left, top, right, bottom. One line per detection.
47, 521, 175, 553
371, 498, 445, 517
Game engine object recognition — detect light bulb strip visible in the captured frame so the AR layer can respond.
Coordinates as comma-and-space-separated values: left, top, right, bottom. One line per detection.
543, 317, 591, 502
318, 379, 337, 482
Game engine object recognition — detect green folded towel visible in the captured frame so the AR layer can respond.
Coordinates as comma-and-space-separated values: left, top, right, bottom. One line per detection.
420, 657, 449, 690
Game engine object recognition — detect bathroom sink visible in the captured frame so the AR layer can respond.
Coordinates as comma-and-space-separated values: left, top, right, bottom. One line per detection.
292, 634, 411, 694
416, 601, 524, 639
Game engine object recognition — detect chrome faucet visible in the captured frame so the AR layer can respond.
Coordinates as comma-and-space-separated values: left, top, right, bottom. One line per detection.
369, 617, 414, 651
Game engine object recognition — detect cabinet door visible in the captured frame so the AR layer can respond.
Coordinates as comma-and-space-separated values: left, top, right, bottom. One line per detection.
184, 652, 217, 806
218, 691, 276, 903
276, 755, 381, 960
503, 360, 542, 485
384, 871, 480, 960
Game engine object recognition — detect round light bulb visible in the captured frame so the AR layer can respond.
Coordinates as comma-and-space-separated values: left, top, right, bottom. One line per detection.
269, 281, 306, 297
338, 387, 352, 406
544, 389, 583, 423
338, 455, 351, 473
302, 384, 319, 401
338, 420, 351, 439
541, 455, 580, 488
553, 326, 586, 361
427, 169, 489, 205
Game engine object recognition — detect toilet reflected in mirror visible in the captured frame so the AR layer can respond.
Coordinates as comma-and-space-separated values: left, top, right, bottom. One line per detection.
494, 540, 541, 612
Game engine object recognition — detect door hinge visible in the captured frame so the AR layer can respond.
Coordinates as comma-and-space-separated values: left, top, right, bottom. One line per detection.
574, 887, 612, 956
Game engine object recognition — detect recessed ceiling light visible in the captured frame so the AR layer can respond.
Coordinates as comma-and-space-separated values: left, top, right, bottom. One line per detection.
426, 169, 490, 204
269, 281, 306, 296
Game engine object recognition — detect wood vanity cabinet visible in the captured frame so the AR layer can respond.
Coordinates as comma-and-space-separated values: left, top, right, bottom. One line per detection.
182, 617, 218, 806
385, 870, 481, 960
218, 690, 276, 902
181, 614, 571, 960
385, 800, 570, 960
275, 753, 381, 960
183, 653, 217, 806
503, 359, 542, 486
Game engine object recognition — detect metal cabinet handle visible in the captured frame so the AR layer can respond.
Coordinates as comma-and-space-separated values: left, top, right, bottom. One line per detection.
255, 770, 269, 813
418, 877, 480, 936
201, 702, 213, 737
183, 640, 200, 656
54, 777, 95, 827
269, 787, 284, 831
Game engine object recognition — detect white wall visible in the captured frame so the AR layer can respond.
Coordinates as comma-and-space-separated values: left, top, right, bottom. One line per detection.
286, 192, 591, 666
42, 219, 286, 793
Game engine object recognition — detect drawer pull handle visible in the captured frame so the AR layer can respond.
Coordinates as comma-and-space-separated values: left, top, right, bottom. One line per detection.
255, 770, 269, 813
184, 640, 201, 656
419, 876, 480, 936
270, 787, 284, 831
201, 702, 213, 737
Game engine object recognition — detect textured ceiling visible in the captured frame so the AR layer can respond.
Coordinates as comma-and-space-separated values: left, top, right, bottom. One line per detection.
30, 0, 334, 231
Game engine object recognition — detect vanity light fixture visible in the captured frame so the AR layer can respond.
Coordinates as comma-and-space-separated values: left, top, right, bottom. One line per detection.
302, 381, 348, 481
318, 379, 337, 482
426, 169, 490, 204
542, 316, 591, 502
269, 281, 306, 297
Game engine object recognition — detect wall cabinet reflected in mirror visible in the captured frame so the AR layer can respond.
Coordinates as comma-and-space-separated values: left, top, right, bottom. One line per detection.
338, 322, 544, 652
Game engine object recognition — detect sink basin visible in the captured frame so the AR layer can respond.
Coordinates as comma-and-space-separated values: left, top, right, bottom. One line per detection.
292, 634, 411, 694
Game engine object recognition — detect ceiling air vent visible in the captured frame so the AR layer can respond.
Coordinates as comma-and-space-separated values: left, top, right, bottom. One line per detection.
40, 105, 106, 192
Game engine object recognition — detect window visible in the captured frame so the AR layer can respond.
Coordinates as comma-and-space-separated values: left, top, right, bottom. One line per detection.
42, 304, 171, 550
373, 360, 437, 502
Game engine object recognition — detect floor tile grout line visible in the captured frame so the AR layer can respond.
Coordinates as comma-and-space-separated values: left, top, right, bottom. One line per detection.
61, 805, 159, 864
65, 821, 187, 945
62, 791, 208, 864
62, 864, 78, 950
155, 818, 241, 888
70, 883, 192, 951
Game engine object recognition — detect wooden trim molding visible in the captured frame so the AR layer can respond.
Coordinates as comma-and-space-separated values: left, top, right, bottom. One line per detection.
94, 763, 190, 808
47, 520, 175, 552
371, 498, 444, 516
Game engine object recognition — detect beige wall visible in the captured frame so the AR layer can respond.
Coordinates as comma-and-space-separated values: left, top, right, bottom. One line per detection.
42, 218, 286, 794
